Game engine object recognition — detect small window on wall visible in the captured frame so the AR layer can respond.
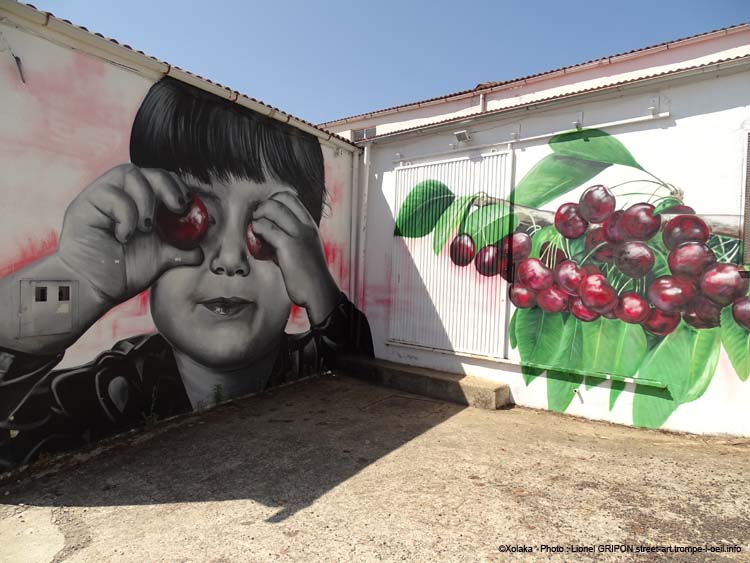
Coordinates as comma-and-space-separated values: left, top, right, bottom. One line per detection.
35, 286, 47, 302
351, 127, 376, 142
59, 286, 70, 302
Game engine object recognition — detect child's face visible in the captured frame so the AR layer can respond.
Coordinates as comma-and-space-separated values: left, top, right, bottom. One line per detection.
150, 175, 296, 370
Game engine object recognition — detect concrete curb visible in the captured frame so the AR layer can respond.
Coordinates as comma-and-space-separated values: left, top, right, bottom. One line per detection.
335, 356, 512, 410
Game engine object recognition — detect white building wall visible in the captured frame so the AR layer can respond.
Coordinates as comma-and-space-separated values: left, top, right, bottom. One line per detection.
361, 68, 750, 436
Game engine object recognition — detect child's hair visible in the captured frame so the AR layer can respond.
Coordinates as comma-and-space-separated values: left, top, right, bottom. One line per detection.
130, 77, 327, 224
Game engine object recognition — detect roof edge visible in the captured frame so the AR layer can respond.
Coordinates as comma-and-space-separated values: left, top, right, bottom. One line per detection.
0, 0, 359, 152
319, 22, 750, 128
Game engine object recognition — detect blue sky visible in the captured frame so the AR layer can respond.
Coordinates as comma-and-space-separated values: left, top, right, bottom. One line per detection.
28, 0, 749, 124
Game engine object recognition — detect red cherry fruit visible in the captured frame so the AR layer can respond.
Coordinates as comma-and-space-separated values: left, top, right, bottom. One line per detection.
517, 258, 553, 291
602, 210, 626, 244
499, 232, 531, 263
584, 227, 614, 262
660, 205, 695, 215
620, 203, 661, 241
614, 241, 654, 278
648, 276, 696, 313
537, 286, 569, 313
498, 256, 514, 282
668, 242, 716, 279
579, 274, 618, 314
732, 297, 750, 330
474, 245, 501, 277
692, 295, 722, 327
580, 264, 603, 277
554, 203, 588, 239
643, 308, 680, 336
615, 292, 649, 324
700, 263, 749, 306
156, 195, 209, 250
683, 308, 714, 330
554, 260, 585, 296
579, 184, 616, 223
246, 223, 275, 261
449, 234, 476, 266
662, 215, 710, 250
570, 297, 600, 322
509, 284, 537, 309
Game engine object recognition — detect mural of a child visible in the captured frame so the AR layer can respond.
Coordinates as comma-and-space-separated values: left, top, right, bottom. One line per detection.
0, 77, 372, 470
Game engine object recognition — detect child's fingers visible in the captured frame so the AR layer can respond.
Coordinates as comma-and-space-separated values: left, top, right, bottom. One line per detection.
139, 168, 188, 214
158, 243, 205, 271
250, 217, 288, 249
123, 168, 156, 232
268, 191, 316, 226
87, 182, 139, 244
253, 199, 303, 237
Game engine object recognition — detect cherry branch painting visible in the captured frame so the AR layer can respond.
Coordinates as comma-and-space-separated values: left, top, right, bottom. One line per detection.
393, 128, 750, 429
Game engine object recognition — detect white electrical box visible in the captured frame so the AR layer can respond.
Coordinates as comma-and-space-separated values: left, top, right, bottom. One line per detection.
18, 279, 77, 337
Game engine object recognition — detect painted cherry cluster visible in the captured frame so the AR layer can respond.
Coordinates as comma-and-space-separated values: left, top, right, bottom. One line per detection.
448, 185, 750, 335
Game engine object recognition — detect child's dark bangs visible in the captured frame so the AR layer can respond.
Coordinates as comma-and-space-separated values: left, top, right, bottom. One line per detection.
130, 78, 325, 222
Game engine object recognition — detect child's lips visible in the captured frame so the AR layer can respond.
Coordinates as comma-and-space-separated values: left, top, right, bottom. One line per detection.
199, 297, 252, 317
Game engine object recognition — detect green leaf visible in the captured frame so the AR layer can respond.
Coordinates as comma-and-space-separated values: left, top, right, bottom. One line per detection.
529, 225, 562, 260
720, 307, 750, 382
394, 180, 455, 238
546, 318, 584, 412
683, 327, 721, 403
514, 307, 564, 386
580, 318, 648, 381
459, 203, 518, 250
549, 128, 644, 170
632, 323, 716, 429
510, 155, 610, 208
509, 309, 518, 350
609, 380, 626, 411
432, 195, 476, 255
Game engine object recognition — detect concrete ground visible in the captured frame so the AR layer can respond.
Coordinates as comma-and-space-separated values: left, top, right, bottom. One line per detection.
1, 374, 749, 563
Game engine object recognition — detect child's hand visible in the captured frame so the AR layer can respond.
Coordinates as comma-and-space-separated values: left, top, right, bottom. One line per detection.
251, 192, 341, 325
57, 164, 204, 305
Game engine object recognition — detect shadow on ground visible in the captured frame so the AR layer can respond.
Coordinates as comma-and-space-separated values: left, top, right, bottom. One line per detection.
2, 375, 464, 523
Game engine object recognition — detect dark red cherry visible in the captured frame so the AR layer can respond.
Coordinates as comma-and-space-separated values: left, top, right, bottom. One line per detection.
449, 234, 476, 266
156, 194, 210, 250
615, 292, 649, 324
603, 210, 626, 244
585, 227, 614, 262
579, 184, 615, 223
554, 203, 588, 239
517, 258, 553, 291
509, 284, 537, 309
648, 276, 696, 313
554, 260, 585, 295
499, 232, 531, 263
579, 274, 618, 314
499, 256, 514, 282
732, 297, 750, 330
683, 308, 714, 330
684, 295, 721, 328
570, 297, 600, 322
668, 242, 716, 279
700, 263, 749, 306
620, 203, 661, 241
614, 241, 654, 278
246, 222, 275, 261
580, 264, 603, 277
537, 286, 569, 313
662, 215, 710, 250
474, 245, 501, 276
642, 308, 680, 336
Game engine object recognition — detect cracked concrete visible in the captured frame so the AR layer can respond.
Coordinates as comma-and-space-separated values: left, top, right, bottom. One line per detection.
0, 374, 749, 562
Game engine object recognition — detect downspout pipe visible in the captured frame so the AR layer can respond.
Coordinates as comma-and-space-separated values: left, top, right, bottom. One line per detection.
355, 143, 372, 310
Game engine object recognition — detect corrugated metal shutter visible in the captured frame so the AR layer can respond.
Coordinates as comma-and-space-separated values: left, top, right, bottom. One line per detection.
388, 151, 512, 359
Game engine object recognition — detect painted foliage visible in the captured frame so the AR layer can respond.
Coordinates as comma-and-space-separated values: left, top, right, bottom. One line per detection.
394, 128, 749, 428
0, 73, 372, 471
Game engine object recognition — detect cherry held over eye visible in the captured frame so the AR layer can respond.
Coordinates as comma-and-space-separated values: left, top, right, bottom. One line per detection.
246, 223, 275, 261
155, 195, 209, 250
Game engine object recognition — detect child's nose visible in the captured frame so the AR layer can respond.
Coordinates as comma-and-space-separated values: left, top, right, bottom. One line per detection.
209, 227, 251, 277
